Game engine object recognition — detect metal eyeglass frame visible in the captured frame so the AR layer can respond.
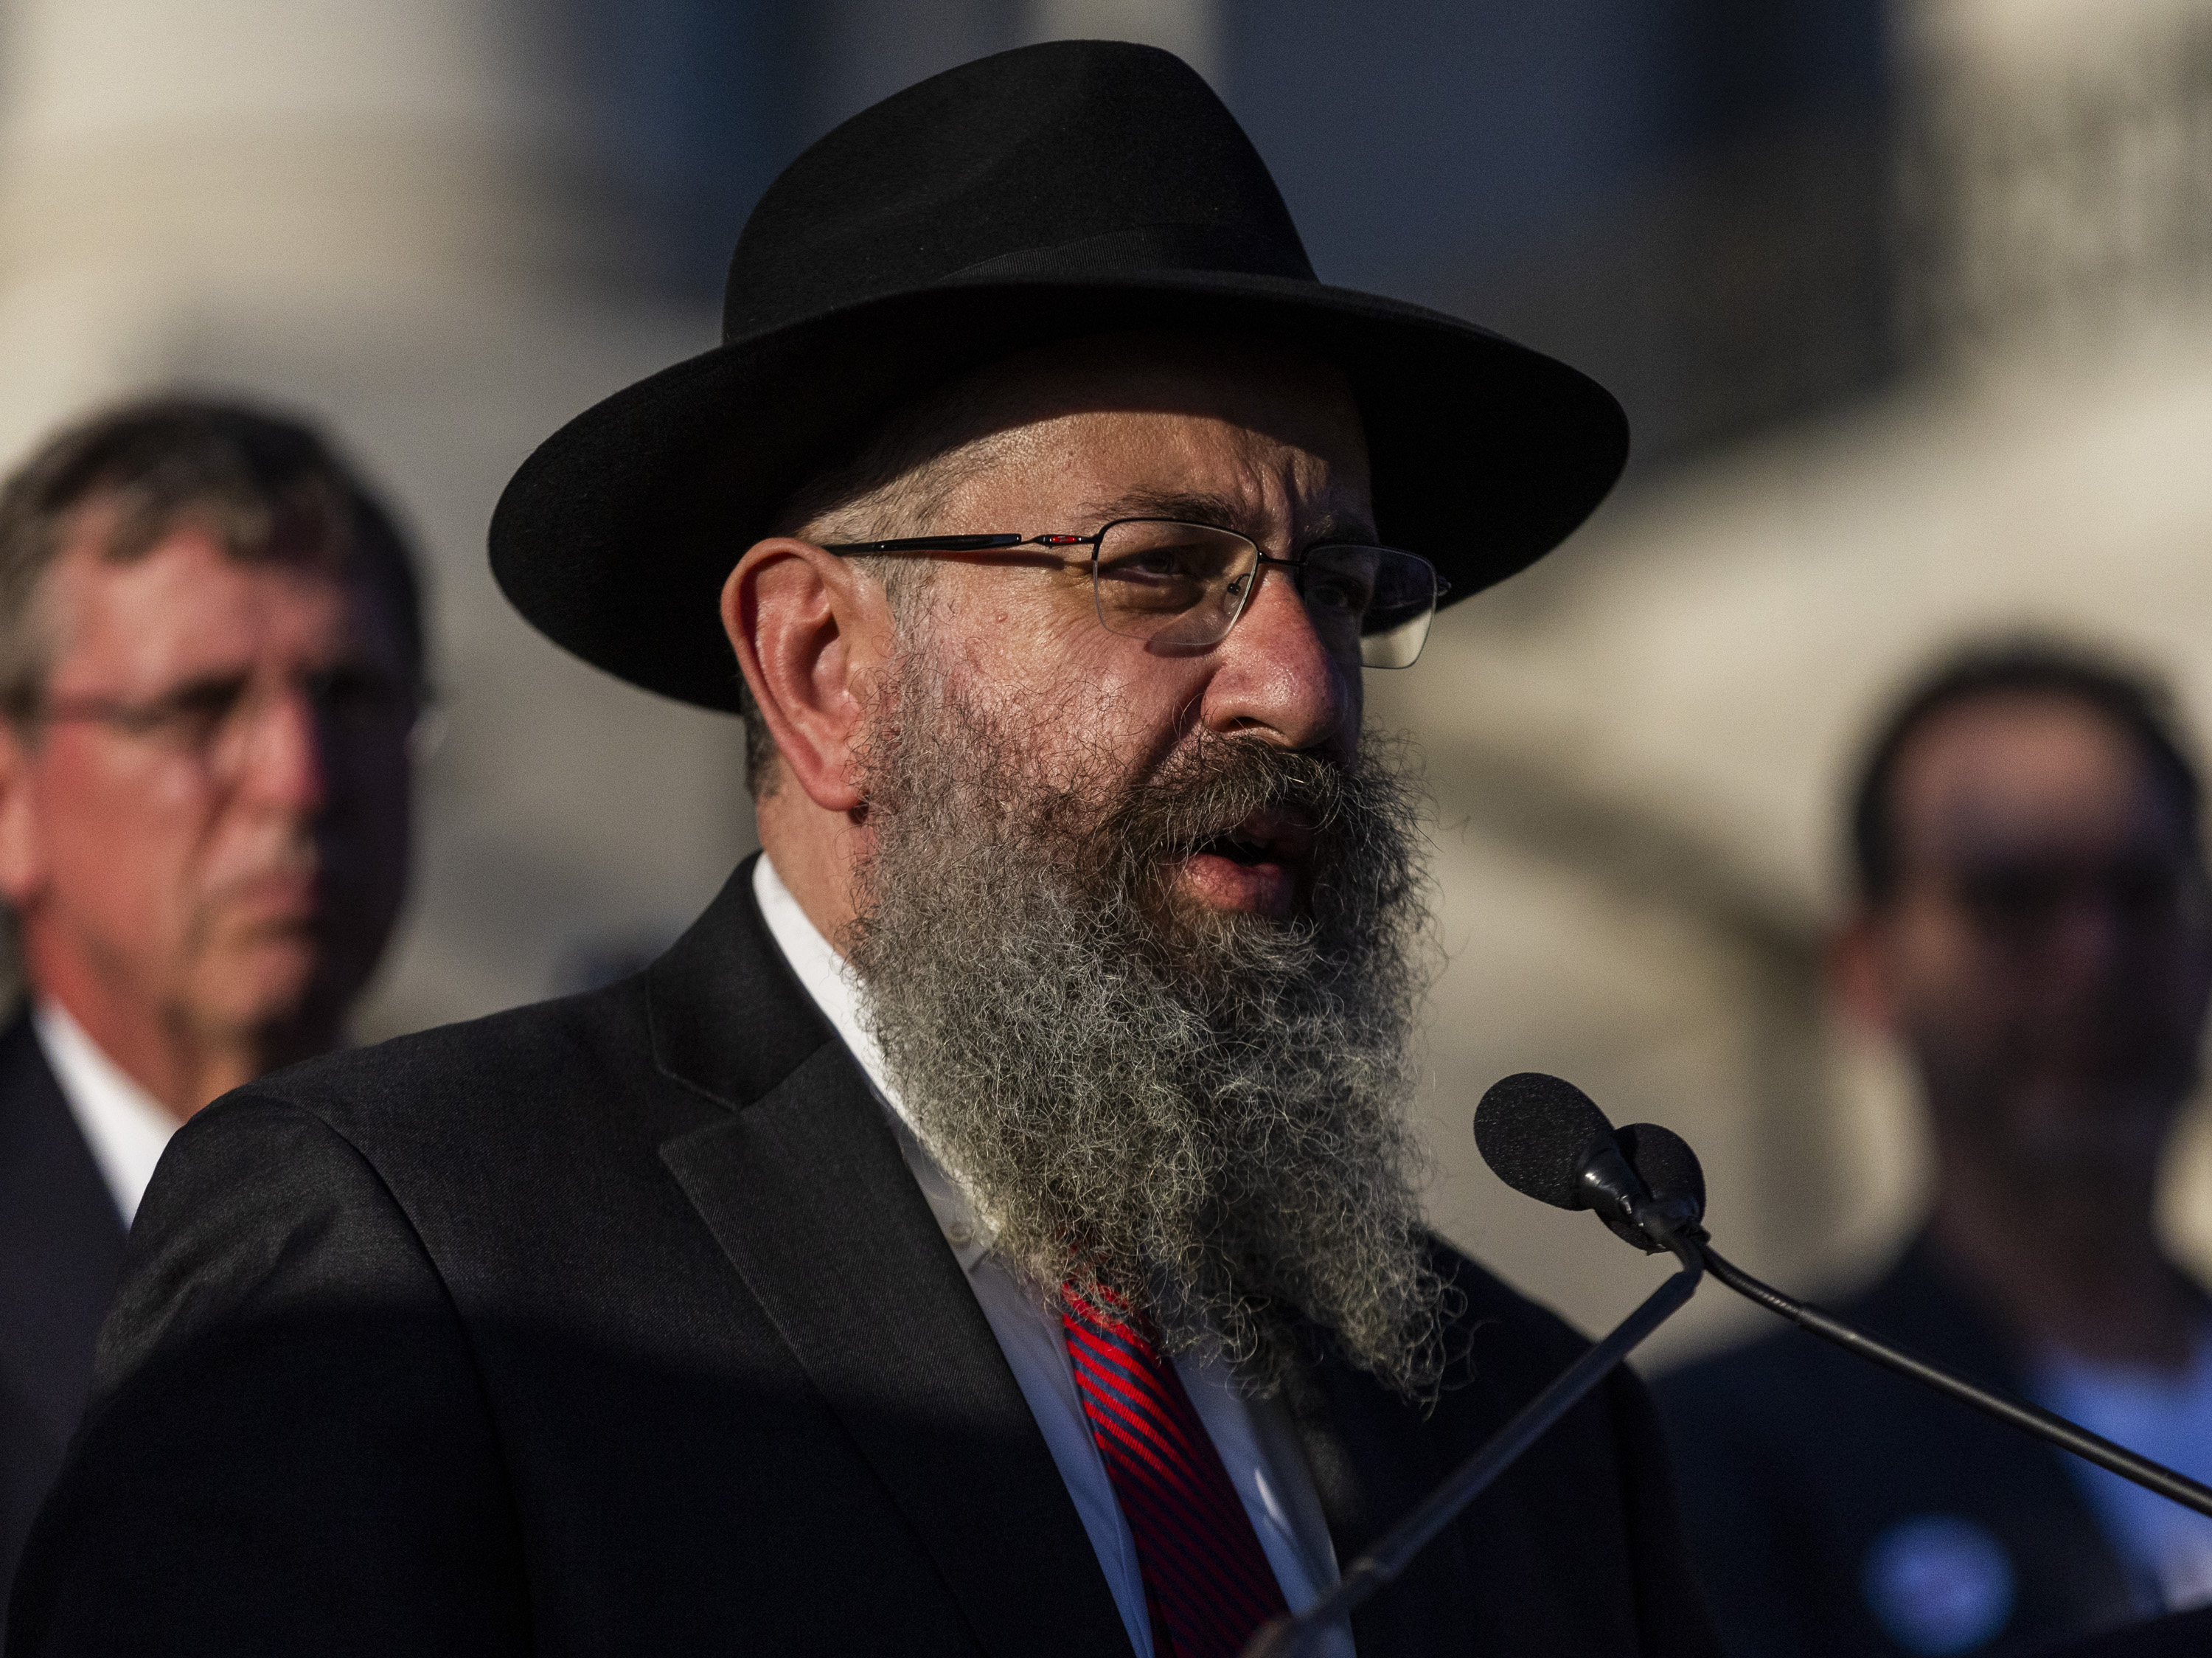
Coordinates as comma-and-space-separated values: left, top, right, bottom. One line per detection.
820, 517, 1448, 667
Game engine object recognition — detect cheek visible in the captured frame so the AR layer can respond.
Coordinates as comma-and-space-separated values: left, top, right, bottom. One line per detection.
1888, 917, 2011, 1038
39, 757, 204, 911
962, 577, 1090, 663
1003, 640, 1199, 788
928, 580, 1203, 783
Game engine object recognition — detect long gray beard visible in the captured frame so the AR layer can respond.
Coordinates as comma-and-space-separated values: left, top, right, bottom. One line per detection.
844, 656, 1455, 1398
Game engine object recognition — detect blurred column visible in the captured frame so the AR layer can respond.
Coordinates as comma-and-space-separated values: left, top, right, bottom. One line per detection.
0, 0, 644, 432
0, 0, 762, 1033
1896, 0, 2212, 364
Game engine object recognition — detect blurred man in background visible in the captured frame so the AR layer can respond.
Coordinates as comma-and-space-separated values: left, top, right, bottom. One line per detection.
1660, 639, 2212, 1657
0, 399, 421, 1603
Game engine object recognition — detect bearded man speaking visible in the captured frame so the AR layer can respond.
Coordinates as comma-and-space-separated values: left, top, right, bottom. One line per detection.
10, 44, 1719, 1658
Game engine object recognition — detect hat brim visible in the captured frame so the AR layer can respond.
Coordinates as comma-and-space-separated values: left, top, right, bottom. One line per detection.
490, 271, 1628, 712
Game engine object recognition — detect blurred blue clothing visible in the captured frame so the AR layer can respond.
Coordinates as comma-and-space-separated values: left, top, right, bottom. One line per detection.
2034, 1339, 2212, 1612
1655, 1239, 2149, 1657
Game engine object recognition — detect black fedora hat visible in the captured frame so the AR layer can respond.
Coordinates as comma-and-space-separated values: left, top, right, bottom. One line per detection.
490, 39, 1627, 712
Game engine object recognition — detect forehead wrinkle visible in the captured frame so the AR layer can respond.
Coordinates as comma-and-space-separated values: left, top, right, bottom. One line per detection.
46, 534, 384, 701
1074, 488, 1247, 532
1072, 488, 1379, 549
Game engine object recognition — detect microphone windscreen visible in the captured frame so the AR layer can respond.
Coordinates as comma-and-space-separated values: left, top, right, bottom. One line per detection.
1616, 1123, 1706, 1223
1473, 1072, 1615, 1210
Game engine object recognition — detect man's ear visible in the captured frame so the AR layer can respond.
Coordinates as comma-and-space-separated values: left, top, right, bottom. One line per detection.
0, 722, 46, 909
1827, 911, 1898, 1034
721, 538, 891, 814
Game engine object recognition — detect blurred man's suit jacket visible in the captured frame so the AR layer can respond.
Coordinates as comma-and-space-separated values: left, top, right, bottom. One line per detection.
10, 861, 1721, 1657
0, 1014, 125, 1606
1657, 1242, 2149, 1657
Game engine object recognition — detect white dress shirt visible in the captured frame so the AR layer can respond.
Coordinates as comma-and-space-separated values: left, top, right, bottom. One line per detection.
33, 998, 177, 1227
752, 856, 1348, 1657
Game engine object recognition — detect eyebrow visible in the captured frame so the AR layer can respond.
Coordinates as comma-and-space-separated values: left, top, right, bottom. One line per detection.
1074, 490, 1381, 547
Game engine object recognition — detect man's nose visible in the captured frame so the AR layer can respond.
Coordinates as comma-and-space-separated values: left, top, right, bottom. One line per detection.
232, 683, 332, 815
1197, 565, 1355, 751
2030, 890, 2140, 1001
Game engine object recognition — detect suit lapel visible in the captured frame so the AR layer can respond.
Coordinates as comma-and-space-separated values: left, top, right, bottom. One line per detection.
0, 1010, 128, 1445
652, 862, 1133, 1658
1285, 1339, 1472, 1658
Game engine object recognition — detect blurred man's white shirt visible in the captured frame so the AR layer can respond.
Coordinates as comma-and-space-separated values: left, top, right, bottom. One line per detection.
33, 999, 175, 1227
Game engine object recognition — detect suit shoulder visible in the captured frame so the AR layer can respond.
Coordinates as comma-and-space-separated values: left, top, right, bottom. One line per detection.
1427, 1238, 1598, 1381
1650, 1285, 1961, 1463
1652, 1249, 1972, 1427
1657, 1314, 1811, 1383
240, 979, 651, 1128
155, 979, 711, 1216
1651, 1321, 1814, 1421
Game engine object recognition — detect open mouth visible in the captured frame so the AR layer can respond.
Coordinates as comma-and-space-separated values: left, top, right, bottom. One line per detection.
1196, 828, 1276, 867
1190, 809, 1311, 867
1172, 811, 1315, 917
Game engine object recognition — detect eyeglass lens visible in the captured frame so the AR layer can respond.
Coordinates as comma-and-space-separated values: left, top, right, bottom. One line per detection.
48, 667, 417, 774
1088, 519, 1437, 668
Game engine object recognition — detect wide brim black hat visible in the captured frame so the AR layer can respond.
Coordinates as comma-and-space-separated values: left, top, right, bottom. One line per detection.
491, 40, 1628, 713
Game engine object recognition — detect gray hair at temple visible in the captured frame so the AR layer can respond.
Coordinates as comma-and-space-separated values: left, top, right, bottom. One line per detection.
0, 395, 426, 721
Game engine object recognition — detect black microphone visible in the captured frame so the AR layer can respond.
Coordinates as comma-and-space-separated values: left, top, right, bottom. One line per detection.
1472, 1072, 1700, 1254
1615, 1123, 1705, 1223
1476, 1074, 2212, 1528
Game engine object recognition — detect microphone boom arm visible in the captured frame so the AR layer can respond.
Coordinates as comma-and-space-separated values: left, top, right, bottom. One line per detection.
1694, 1238, 2212, 1521
1243, 1227, 1705, 1657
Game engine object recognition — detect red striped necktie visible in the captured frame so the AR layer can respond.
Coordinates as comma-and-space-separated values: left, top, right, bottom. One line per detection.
1061, 1289, 1292, 1658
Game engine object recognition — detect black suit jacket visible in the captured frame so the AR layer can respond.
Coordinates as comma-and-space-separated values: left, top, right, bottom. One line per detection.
12, 860, 1721, 1657
1655, 1242, 2149, 1658
0, 1013, 125, 1613
2035, 1604, 2212, 1657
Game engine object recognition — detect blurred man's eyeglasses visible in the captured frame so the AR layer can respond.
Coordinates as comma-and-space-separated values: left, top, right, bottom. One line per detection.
823, 517, 1447, 668
1950, 853, 2208, 939
15, 666, 422, 774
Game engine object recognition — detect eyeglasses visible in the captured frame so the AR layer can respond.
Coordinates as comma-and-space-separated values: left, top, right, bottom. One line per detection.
822, 518, 1447, 668
20, 665, 420, 775
1949, 855, 2208, 941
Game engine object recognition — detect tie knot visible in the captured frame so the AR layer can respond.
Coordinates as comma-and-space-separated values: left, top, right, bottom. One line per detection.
1062, 1283, 1161, 1354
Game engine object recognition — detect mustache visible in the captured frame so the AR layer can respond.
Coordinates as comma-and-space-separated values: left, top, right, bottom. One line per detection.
198, 831, 321, 897
1105, 738, 1346, 864
1082, 732, 1420, 927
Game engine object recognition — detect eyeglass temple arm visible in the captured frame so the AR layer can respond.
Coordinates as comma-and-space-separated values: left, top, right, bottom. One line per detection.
821, 533, 1033, 554
821, 532, 1450, 600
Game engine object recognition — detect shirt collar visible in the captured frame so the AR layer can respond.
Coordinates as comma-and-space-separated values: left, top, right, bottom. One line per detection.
32, 997, 177, 1226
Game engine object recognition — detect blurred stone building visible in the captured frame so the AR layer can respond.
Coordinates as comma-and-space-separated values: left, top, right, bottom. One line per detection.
1407, 0, 2212, 1362
1, 0, 2208, 1362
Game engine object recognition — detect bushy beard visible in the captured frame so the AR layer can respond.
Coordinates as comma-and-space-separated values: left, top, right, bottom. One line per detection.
844, 650, 1454, 1398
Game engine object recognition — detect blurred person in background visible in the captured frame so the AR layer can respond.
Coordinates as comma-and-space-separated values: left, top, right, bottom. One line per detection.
0, 399, 421, 1606
1658, 639, 2212, 1658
